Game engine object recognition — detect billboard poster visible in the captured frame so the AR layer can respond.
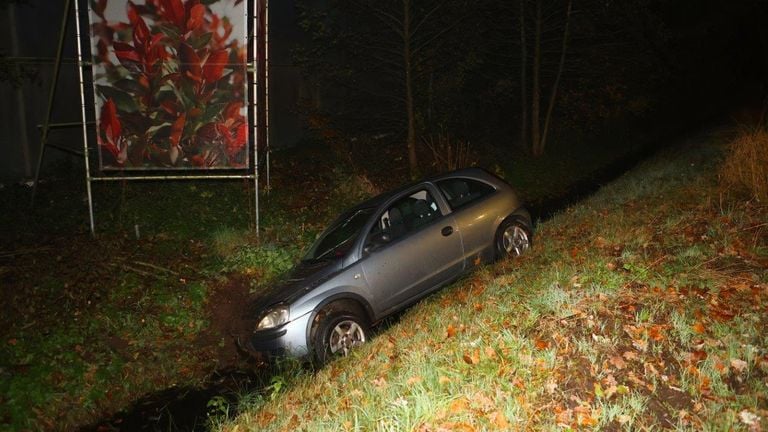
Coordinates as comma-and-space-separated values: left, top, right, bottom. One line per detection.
89, 0, 249, 169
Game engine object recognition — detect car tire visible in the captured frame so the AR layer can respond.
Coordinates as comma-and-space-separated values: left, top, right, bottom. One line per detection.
495, 217, 532, 259
312, 308, 369, 364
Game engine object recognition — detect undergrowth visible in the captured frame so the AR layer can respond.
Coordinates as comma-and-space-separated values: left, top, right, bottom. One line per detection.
720, 125, 768, 202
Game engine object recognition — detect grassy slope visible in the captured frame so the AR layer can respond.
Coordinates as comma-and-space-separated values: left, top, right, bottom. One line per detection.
220, 129, 767, 431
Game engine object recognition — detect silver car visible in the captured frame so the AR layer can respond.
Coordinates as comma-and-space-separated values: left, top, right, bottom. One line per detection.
243, 168, 532, 363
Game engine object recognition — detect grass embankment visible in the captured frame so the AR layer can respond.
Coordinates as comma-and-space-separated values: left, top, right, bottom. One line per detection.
220, 130, 767, 431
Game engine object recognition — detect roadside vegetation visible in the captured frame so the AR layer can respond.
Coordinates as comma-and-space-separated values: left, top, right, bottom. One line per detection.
217, 127, 767, 431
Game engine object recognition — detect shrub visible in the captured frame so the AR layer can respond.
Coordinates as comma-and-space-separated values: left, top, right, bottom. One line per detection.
720, 126, 768, 201
421, 133, 476, 172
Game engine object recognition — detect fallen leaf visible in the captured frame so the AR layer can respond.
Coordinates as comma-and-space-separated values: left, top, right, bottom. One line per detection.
463, 350, 480, 365
257, 411, 277, 428
730, 358, 748, 373
439, 422, 475, 432
449, 398, 469, 414
632, 338, 647, 352
714, 360, 727, 374
578, 415, 599, 427
712, 307, 736, 322
286, 414, 300, 429
446, 324, 457, 338
545, 380, 558, 394
490, 411, 509, 429
610, 355, 627, 370
574, 405, 598, 426
484, 346, 497, 359
692, 321, 706, 334
648, 325, 665, 341
739, 410, 761, 426
644, 361, 660, 377
554, 405, 573, 426
371, 377, 387, 387
439, 376, 452, 385
407, 376, 423, 385
687, 350, 707, 364
594, 236, 608, 248
622, 351, 638, 361
535, 339, 550, 350
472, 392, 495, 413
699, 376, 711, 394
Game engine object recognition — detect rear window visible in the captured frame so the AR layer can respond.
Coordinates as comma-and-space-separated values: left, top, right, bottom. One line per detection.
437, 178, 495, 210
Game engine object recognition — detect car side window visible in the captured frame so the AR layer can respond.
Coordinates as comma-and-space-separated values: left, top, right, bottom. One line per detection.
437, 178, 495, 210
368, 189, 441, 246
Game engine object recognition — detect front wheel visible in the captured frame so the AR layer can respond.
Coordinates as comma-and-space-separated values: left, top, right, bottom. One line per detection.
496, 218, 532, 259
312, 309, 369, 364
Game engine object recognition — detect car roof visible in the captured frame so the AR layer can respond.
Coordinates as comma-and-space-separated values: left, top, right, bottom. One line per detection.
350, 167, 502, 211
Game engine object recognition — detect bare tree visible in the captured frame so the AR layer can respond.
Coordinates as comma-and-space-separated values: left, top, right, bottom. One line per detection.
530, 0, 542, 156
537, 0, 572, 156
402, 0, 418, 176
297, 0, 465, 178
521, 0, 573, 157
519, 0, 528, 149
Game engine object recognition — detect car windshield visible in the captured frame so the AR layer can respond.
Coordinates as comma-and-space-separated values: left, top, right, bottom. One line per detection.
304, 207, 376, 261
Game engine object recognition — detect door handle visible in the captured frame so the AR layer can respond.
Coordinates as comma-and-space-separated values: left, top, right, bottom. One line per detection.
441, 226, 454, 236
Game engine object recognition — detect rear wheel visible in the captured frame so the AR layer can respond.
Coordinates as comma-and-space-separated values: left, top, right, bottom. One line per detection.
496, 218, 532, 259
312, 309, 369, 364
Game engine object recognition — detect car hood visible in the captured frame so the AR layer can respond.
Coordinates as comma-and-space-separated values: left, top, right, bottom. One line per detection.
247, 258, 342, 315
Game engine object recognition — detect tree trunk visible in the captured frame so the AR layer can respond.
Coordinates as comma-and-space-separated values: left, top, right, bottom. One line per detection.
531, 0, 542, 157
519, 0, 528, 151
540, 0, 572, 155
403, 0, 418, 177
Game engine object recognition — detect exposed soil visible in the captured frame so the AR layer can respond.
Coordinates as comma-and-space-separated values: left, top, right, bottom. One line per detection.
197, 275, 261, 369
78, 276, 271, 432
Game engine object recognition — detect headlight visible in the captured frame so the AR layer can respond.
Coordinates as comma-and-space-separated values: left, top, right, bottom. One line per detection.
256, 306, 289, 331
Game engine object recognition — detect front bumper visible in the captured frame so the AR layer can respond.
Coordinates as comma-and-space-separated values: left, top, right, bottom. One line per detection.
241, 311, 313, 358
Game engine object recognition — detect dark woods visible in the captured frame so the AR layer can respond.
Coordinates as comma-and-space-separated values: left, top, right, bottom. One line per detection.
294, 0, 768, 176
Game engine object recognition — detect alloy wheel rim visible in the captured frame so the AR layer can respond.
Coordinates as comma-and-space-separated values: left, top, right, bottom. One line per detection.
329, 320, 366, 356
503, 225, 529, 257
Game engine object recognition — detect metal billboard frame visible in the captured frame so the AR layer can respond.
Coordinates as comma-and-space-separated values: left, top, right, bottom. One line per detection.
61, 0, 269, 236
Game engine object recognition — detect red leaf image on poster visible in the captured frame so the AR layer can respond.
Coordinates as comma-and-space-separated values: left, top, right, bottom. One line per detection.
89, 0, 249, 169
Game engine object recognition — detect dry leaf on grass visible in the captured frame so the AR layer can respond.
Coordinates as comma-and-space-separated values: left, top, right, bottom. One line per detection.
731, 358, 749, 373
446, 324, 457, 338
692, 321, 707, 334
610, 355, 627, 369
489, 411, 509, 429
463, 349, 480, 365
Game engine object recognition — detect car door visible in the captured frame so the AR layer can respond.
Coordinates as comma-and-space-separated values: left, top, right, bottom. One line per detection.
435, 177, 499, 260
361, 186, 465, 317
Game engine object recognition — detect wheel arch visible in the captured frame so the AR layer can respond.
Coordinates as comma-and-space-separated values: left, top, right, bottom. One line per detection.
305, 293, 374, 345
497, 207, 533, 234
493, 207, 534, 260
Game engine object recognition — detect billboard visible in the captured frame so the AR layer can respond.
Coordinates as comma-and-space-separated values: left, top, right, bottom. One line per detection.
89, 0, 249, 169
